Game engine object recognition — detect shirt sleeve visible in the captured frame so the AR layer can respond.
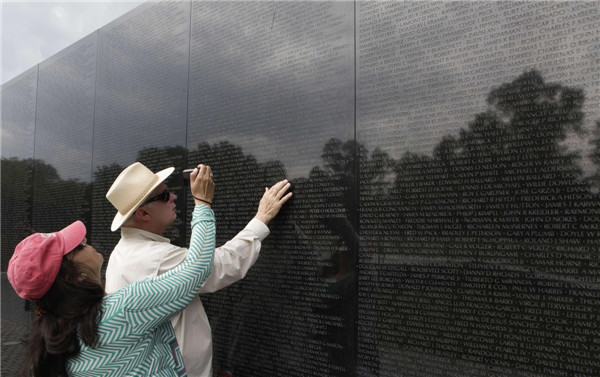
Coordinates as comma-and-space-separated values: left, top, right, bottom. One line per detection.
157, 218, 269, 293
199, 217, 269, 293
116, 205, 216, 334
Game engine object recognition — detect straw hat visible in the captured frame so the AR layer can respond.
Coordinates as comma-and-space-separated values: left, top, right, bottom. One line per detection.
106, 162, 174, 231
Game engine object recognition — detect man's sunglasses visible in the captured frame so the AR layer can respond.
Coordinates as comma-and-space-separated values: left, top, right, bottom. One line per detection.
142, 188, 171, 206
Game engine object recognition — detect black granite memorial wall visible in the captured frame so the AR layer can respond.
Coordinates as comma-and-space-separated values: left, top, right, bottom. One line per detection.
32, 32, 97, 236
2, 66, 37, 337
91, 1, 191, 258
1, 1, 599, 376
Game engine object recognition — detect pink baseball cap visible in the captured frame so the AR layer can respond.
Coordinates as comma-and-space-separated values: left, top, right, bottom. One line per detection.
8, 221, 87, 300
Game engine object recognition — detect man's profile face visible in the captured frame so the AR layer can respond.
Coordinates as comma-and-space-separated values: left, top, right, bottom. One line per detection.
143, 183, 178, 231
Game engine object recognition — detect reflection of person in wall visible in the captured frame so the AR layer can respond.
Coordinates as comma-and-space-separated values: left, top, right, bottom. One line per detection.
7, 165, 217, 376
320, 218, 359, 377
104, 162, 292, 377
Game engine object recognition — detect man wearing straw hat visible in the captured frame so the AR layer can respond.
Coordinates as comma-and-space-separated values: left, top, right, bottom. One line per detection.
104, 162, 292, 377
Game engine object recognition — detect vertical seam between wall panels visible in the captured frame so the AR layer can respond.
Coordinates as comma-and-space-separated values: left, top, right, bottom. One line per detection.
183, 0, 193, 244
185, 0, 192, 156
90, 30, 100, 243
353, 1, 360, 373
354, 0, 358, 227
31, 65, 40, 229
185, 0, 194, 151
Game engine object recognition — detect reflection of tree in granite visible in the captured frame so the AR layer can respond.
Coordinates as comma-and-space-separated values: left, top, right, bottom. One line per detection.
1, 158, 92, 270
190, 141, 286, 237
2, 67, 597, 376
187, 139, 363, 376
320, 138, 361, 209
362, 70, 600, 376
188, 141, 290, 376
314, 139, 363, 375
1, 157, 34, 270
384, 70, 598, 272
589, 121, 600, 192
137, 145, 186, 172
31, 160, 91, 232
90, 163, 125, 268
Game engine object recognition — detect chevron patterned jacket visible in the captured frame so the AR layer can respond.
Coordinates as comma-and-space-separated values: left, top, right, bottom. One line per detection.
66, 205, 216, 376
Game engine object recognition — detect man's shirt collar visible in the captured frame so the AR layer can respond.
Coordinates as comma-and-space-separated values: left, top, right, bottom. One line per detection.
121, 226, 171, 243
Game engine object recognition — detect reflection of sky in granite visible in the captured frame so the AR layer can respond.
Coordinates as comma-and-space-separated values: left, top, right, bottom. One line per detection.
91, 1, 190, 172
1, 67, 37, 161
33, 33, 97, 183
187, 1, 354, 179
2, 1, 598, 181
357, 1, 599, 165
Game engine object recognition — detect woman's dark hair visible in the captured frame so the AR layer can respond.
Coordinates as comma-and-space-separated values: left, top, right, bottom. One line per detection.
20, 251, 104, 377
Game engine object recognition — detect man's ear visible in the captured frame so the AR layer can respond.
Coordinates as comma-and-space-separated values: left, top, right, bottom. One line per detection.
133, 207, 152, 222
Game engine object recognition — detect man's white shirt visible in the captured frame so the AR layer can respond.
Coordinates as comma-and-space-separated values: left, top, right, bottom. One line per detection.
105, 218, 270, 377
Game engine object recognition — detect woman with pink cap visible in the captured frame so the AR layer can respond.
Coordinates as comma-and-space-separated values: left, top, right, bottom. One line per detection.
8, 165, 216, 377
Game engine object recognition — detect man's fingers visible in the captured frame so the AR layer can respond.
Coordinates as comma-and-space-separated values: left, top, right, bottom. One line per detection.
268, 179, 288, 197
190, 164, 205, 179
194, 164, 211, 179
275, 182, 291, 200
190, 164, 214, 186
280, 191, 293, 204
270, 179, 288, 192
195, 164, 205, 178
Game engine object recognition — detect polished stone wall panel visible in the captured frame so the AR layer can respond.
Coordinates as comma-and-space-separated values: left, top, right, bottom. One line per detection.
91, 1, 191, 255
188, 2, 355, 375
357, 2, 600, 376
1, 66, 38, 270
32, 33, 97, 234
1, 67, 38, 332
